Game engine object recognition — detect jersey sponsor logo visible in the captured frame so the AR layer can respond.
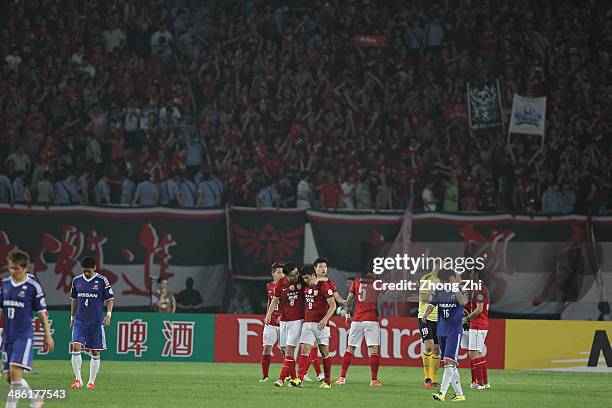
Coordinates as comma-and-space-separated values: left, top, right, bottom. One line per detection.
77, 293, 99, 298
439, 303, 458, 308
3, 300, 25, 308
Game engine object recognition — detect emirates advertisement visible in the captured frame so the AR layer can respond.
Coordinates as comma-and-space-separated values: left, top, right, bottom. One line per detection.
214, 315, 506, 369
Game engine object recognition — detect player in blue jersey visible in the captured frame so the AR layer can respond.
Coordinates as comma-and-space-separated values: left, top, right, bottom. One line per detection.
1, 250, 55, 408
69, 256, 114, 390
422, 269, 468, 402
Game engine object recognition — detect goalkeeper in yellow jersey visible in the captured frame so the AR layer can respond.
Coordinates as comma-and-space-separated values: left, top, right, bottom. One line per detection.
417, 265, 441, 388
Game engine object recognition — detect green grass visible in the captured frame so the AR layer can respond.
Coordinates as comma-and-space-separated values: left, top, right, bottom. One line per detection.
2, 361, 610, 407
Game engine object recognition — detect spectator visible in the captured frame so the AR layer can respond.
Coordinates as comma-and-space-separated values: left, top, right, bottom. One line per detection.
12, 171, 26, 204
159, 171, 180, 206
54, 174, 78, 205
37, 171, 54, 207
542, 184, 562, 214
559, 183, 576, 214
0, 167, 13, 204
133, 176, 159, 206
185, 136, 203, 174
152, 277, 176, 313
320, 174, 343, 209
257, 180, 280, 209
296, 173, 313, 209
355, 176, 372, 209
422, 181, 437, 212
197, 171, 221, 208
179, 174, 198, 208
95, 174, 111, 205
278, 174, 296, 208
121, 174, 136, 205
341, 174, 356, 209
442, 179, 459, 212
4, 145, 31, 174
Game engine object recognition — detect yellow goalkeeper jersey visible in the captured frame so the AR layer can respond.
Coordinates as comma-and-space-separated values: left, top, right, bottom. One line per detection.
418, 272, 439, 321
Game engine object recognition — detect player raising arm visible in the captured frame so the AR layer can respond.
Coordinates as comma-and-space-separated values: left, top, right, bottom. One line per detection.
336, 271, 382, 387
70, 256, 114, 390
290, 265, 336, 389
1, 250, 54, 408
260, 262, 284, 382
422, 270, 468, 402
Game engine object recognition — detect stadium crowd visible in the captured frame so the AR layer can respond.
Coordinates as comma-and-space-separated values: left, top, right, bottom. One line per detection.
1, 0, 611, 214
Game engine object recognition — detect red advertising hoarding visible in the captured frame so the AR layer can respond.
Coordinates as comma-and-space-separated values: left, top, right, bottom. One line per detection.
214, 315, 505, 369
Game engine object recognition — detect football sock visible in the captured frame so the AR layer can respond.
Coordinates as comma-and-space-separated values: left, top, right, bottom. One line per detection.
89, 355, 101, 385
369, 353, 380, 381
340, 351, 353, 377
261, 354, 271, 378
440, 365, 453, 396
310, 348, 322, 376
473, 357, 484, 385
422, 351, 432, 380
6, 379, 35, 408
298, 354, 309, 380
451, 366, 464, 396
482, 358, 489, 384
470, 358, 477, 384
279, 355, 294, 380
431, 353, 440, 382
289, 355, 297, 379
71, 352, 83, 382
322, 356, 332, 385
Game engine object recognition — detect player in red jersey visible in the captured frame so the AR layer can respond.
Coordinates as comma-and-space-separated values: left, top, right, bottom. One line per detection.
260, 262, 284, 382
461, 271, 490, 390
290, 265, 337, 389
264, 262, 305, 387
335, 272, 382, 387
299, 257, 346, 382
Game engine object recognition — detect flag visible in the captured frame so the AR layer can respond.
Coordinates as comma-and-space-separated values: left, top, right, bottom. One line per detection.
467, 80, 503, 130
508, 94, 547, 136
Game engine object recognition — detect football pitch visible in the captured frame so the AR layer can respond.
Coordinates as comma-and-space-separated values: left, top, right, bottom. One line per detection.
5, 361, 609, 408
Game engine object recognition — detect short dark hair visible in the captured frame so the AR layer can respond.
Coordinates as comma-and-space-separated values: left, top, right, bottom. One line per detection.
300, 264, 316, 277
437, 268, 456, 283
283, 262, 297, 275
8, 250, 30, 267
157, 277, 168, 284
81, 256, 96, 269
271, 262, 284, 271
314, 257, 328, 267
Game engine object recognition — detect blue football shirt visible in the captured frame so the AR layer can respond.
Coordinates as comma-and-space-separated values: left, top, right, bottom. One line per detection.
0, 276, 47, 343
71, 273, 114, 326
428, 289, 467, 336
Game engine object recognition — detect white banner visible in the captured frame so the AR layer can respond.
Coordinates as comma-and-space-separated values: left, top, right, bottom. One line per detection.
509, 94, 547, 136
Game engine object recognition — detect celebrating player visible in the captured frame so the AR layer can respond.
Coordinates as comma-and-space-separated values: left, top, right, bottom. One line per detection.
260, 262, 284, 382
418, 265, 441, 388
422, 270, 468, 402
461, 270, 490, 389
70, 256, 114, 390
290, 265, 336, 389
264, 262, 304, 387
1, 250, 54, 408
335, 271, 382, 386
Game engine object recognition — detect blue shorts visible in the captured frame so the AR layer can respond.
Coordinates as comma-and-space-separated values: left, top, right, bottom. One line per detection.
72, 322, 107, 350
2, 337, 34, 372
439, 333, 462, 362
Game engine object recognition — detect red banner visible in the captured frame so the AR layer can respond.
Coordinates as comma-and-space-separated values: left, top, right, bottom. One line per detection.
352, 35, 387, 48
214, 315, 505, 368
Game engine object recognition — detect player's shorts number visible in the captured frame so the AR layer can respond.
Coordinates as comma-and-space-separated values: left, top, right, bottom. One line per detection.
421, 327, 429, 336
7, 307, 14, 319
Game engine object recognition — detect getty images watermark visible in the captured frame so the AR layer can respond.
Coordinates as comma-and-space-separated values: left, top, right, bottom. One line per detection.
370, 254, 487, 293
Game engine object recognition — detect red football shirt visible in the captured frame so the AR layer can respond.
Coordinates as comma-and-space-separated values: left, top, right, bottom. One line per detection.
304, 281, 334, 323
273, 276, 305, 321
467, 284, 489, 330
350, 277, 379, 322
266, 281, 281, 327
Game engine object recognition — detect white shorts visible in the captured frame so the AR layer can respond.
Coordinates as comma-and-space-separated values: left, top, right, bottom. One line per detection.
280, 320, 303, 348
347, 321, 380, 347
461, 329, 488, 352
299, 322, 330, 346
263, 324, 280, 347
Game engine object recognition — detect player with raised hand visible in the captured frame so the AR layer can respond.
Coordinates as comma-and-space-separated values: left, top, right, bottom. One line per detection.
260, 262, 284, 382
422, 270, 468, 402
335, 270, 382, 387
418, 264, 442, 388
289, 265, 336, 389
264, 262, 304, 387
1, 250, 54, 408
70, 256, 114, 390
